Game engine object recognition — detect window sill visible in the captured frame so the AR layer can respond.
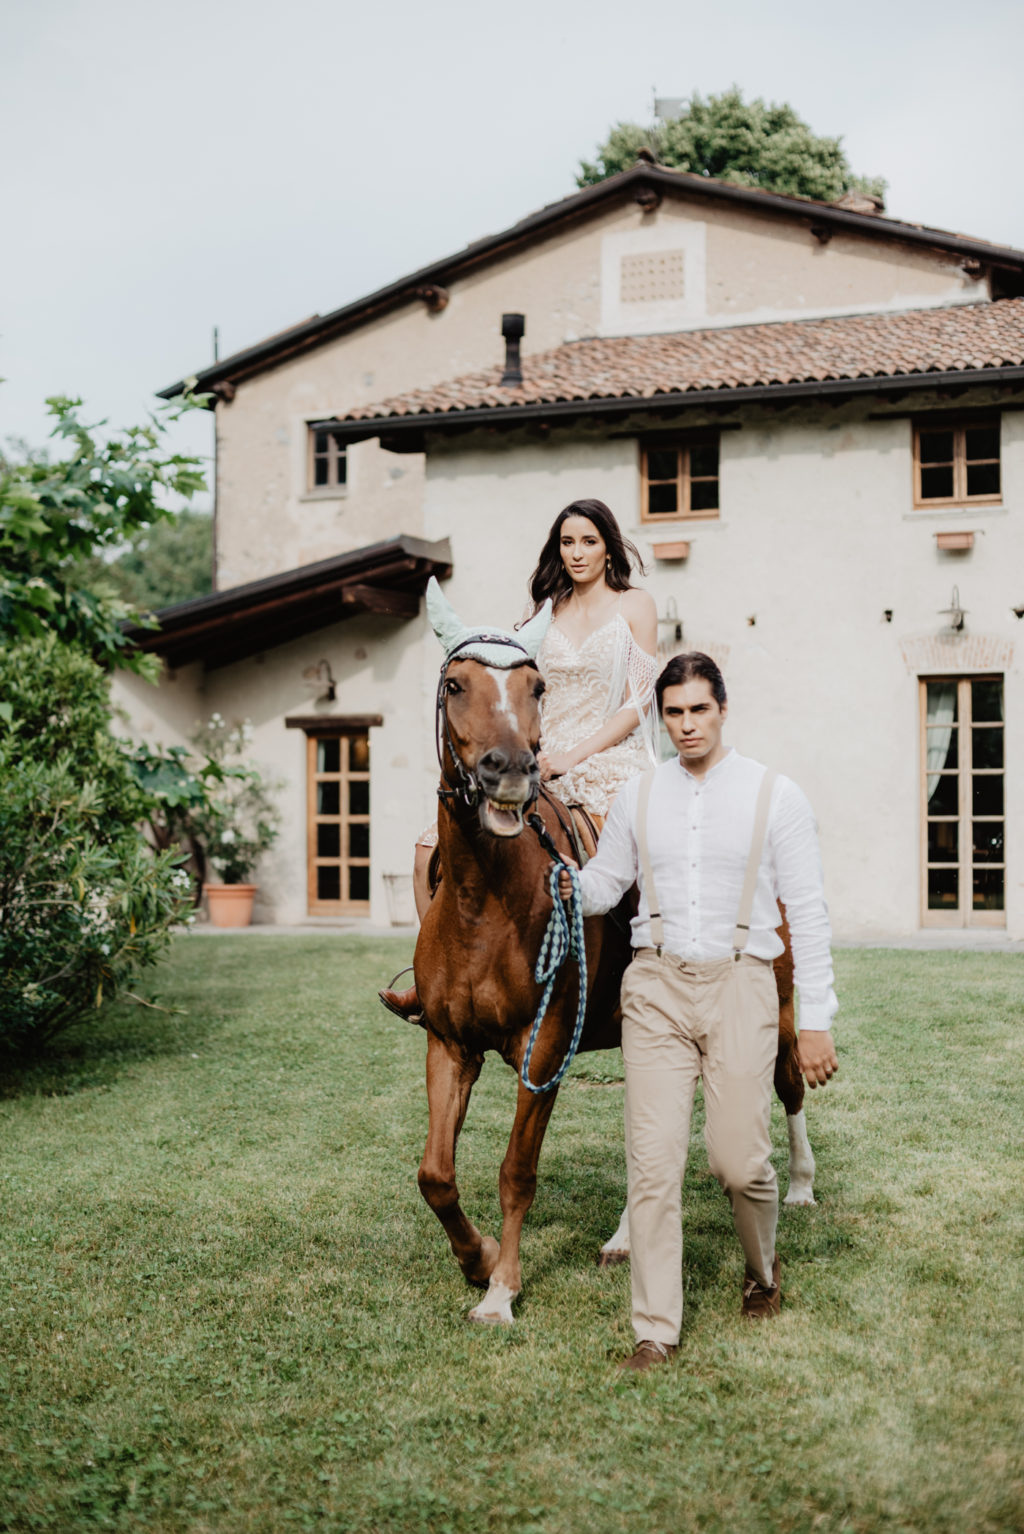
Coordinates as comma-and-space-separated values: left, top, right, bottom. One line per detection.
904, 503, 1005, 520
300, 489, 349, 504
636, 514, 722, 532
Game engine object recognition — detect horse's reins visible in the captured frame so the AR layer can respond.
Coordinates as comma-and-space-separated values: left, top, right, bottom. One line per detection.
520, 823, 588, 1096
432, 635, 588, 1095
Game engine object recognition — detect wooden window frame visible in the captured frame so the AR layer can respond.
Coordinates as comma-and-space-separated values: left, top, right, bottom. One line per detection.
912, 416, 1001, 509
919, 675, 1005, 929
305, 729, 371, 915
639, 434, 720, 524
307, 426, 348, 493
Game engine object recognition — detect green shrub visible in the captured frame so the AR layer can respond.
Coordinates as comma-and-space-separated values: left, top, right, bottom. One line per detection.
0, 639, 191, 1052
0, 633, 143, 831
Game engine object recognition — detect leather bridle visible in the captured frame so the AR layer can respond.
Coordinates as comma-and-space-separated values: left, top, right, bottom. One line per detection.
435, 634, 541, 813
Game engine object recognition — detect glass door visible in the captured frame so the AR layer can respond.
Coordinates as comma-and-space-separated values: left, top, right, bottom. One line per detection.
307, 733, 370, 915
921, 677, 1004, 928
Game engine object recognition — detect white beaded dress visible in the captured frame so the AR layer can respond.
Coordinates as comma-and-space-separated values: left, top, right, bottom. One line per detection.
538, 606, 658, 819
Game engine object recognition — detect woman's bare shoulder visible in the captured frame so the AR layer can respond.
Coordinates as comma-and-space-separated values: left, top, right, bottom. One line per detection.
622, 586, 656, 618
622, 586, 657, 651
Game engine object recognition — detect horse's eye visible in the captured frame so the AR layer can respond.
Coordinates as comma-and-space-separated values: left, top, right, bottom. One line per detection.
445, 678, 462, 696
533, 680, 546, 700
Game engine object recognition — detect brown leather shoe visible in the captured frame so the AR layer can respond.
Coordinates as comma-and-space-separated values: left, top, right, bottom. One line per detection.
617, 1339, 678, 1373
378, 982, 425, 1026
741, 1253, 781, 1319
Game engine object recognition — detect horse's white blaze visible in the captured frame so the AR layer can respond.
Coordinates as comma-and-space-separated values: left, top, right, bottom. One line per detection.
489, 670, 521, 734
600, 1204, 631, 1256
784, 1109, 817, 1205
468, 1279, 517, 1326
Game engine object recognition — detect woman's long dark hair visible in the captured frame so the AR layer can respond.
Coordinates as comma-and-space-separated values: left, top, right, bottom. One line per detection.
528, 499, 646, 614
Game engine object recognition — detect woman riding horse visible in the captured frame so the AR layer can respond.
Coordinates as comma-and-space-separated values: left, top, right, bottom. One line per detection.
380, 499, 657, 1022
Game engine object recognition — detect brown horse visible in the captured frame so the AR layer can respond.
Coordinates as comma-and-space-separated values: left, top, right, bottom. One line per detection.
415, 637, 630, 1324
413, 581, 815, 1323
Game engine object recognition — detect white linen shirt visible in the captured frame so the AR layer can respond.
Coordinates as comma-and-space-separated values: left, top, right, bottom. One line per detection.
578, 749, 838, 1031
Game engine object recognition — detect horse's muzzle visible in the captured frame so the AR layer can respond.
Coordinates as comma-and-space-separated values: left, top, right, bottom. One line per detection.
475, 748, 539, 838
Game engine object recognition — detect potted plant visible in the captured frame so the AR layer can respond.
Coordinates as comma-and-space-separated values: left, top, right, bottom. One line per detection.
188, 716, 280, 926
130, 715, 281, 927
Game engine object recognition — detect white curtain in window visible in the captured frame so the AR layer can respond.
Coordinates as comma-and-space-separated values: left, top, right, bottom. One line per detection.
926, 683, 957, 801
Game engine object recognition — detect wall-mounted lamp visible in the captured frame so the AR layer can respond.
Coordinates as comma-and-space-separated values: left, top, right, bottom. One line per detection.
1013, 604, 1024, 621
657, 595, 683, 645
939, 586, 967, 633
302, 659, 337, 702
883, 609, 893, 623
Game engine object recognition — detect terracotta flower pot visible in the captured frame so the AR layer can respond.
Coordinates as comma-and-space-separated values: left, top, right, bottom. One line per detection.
203, 883, 258, 928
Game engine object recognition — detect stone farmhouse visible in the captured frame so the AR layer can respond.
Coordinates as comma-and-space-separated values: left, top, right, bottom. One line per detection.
118, 162, 1024, 941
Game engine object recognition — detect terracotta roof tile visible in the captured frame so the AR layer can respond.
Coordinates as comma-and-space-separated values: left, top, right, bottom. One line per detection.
340, 300, 1024, 422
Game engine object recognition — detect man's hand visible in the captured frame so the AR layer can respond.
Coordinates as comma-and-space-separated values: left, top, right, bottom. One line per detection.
556, 857, 580, 901
797, 1029, 838, 1088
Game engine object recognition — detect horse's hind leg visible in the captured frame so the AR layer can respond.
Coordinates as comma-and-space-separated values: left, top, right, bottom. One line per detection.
468, 1076, 559, 1326
418, 1033, 498, 1287
775, 995, 817, 1207
598, 1204, 630, 1267
774, 910, 816, 1206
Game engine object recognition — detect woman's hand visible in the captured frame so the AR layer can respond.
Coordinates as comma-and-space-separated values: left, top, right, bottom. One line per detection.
538, 749, 576, 781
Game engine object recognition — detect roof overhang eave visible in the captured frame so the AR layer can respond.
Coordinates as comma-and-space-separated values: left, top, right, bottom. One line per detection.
315, 365, 1024, 445
121, 532, 453, 670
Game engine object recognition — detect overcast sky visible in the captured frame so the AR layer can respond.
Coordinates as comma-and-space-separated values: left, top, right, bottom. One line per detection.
3, 0, 1023, 493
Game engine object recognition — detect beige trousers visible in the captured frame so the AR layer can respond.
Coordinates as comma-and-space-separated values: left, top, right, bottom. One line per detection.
621, 948, 780, 1346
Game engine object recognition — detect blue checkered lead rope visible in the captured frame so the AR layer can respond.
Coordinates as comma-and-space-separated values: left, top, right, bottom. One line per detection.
520, 864, 588, 1095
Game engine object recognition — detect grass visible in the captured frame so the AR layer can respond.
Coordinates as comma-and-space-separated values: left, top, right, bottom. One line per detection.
1, 938, 1022, 1534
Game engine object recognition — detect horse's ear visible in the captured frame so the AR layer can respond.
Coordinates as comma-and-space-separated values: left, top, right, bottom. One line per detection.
426, 576, 465, 656
516, 599, 552, 660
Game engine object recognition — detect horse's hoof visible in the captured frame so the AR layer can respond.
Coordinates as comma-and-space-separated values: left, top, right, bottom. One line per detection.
784, 1190, 817, 1207
468, 1280, 516, 1326
596, 1249, 629, 1268
467, 1304, 515, 1326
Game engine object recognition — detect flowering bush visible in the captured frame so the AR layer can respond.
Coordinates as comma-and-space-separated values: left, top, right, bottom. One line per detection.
130, 715, 281, 888
0, 639, 193, 1053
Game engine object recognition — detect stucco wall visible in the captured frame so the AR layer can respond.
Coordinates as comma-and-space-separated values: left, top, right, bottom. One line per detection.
213, 195, 983, 590
117, 398, 1021, 939
420, 407, 1023, 942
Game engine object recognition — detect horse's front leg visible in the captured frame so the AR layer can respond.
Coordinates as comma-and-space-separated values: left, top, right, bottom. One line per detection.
468, 1074, 559, 1325
418, 1033, 498, 1287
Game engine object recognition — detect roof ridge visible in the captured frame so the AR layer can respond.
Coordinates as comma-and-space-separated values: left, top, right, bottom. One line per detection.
158, 168, 1024, 400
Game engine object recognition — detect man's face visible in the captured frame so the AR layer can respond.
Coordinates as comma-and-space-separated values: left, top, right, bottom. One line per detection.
661, 678, 728, 768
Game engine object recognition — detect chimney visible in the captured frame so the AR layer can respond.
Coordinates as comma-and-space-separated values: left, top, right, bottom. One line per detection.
500, 313, 525, 386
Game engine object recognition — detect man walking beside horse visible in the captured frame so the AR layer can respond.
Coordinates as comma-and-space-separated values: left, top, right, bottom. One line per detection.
559, 651, 838, 1372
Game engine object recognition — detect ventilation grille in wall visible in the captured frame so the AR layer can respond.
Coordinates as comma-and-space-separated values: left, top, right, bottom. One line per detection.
619, 249, 686, 304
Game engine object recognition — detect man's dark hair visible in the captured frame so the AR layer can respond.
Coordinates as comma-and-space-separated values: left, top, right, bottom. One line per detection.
655, 652, 728, 712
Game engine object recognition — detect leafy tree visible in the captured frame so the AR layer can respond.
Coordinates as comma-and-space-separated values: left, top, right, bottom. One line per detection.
0, 395, 208, 677
0, 639, 192, 1052
578, 88, 886, 205
79, 507, 213, 613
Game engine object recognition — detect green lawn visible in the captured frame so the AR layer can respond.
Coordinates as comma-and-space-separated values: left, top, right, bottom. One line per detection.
1, 939, 1022, 1534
